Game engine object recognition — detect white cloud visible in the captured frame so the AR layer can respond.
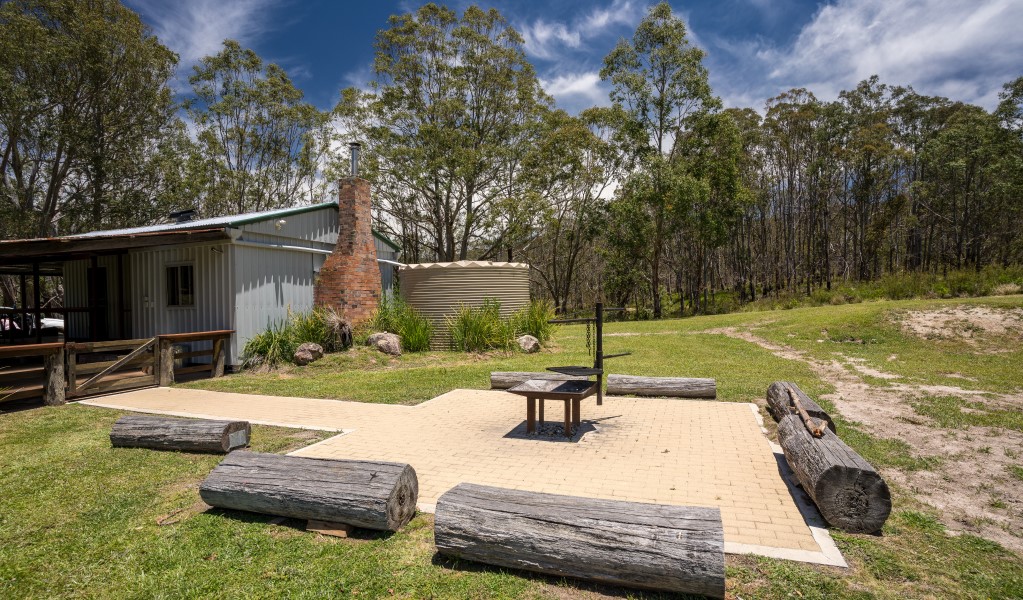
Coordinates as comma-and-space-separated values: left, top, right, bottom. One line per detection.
521, 20, 581, 59
719, 0, 1023, 109
519, 0, 644, 59
128, 0, 277, 87
581, 0, 643, 31
540, 71, 610, 112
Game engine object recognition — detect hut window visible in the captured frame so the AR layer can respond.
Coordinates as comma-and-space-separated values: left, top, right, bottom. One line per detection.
166, 264, 194, 307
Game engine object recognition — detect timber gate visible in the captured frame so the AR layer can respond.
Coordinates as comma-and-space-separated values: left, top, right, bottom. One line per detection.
66, 338, 159, 398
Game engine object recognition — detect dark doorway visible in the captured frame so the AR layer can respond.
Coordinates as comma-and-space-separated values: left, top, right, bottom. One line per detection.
88, 266, 109, 341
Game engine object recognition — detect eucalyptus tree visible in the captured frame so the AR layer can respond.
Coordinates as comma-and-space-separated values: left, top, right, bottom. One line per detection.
0, 0, 178, 237
338, 4, 549, 262
187, 40, 326, 216
516, 108, 627, 313
599, 1, 721, 317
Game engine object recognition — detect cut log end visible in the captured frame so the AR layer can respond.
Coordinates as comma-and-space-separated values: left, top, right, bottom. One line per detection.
816, 464, 892, 534
777, 414, 891, 533
385, 464, 420, 530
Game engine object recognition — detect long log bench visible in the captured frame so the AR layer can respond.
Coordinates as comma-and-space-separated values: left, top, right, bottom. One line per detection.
110, 415, 250, 453
605, 374, 717, 398
434, 483, 725, 598
199, 451, 419, 532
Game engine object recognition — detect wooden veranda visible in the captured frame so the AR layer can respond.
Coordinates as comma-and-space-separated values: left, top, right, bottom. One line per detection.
0, 330, 233, 407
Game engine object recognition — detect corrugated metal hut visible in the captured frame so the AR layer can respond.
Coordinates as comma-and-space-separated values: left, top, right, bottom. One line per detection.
399, 261, 530, 349
0, 200, 400, 366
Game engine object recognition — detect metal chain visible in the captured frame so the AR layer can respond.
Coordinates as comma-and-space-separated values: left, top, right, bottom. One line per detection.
585, 320, 592, 357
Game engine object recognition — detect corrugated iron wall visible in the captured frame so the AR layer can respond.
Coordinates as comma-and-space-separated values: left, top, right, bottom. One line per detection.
129, 242, 234, 362
399, 262, 530, 349
232, 243, 317, 364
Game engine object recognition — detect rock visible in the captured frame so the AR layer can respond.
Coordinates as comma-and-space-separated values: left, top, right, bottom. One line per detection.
370, 332, 402, 356
517, 335, 540, 353
293, 342, 324, 366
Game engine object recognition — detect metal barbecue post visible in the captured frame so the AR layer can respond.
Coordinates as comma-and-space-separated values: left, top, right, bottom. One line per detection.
595, 302, 603, 405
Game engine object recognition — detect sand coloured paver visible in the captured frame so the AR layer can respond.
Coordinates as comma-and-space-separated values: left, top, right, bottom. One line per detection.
80, 386, 842, 563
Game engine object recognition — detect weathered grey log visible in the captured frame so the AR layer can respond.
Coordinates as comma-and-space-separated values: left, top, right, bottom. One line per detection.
434, 483, 725, 598
110, 415, 250, 453
766, 381, 835, 432
777, 414, 891, 533
605, 374, 716, 399
199, 451, 418, 531
490, 371, 580, 390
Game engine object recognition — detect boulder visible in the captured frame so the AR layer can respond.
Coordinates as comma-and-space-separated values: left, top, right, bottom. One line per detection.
369, 332, 402, 356
517, 334, 540, 353
293, 342, 324, 366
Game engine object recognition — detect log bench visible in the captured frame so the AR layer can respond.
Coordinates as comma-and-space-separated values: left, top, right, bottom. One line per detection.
777, 414, 891, 533
199, 451, 418, 532
110, 415, 250, 453
766, 381, 836, 432
605, 374, 717, 399
490, 371, 581, 390
434, 483, 725, 598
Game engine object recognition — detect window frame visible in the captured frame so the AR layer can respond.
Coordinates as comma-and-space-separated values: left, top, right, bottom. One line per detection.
165, 263, 196, 308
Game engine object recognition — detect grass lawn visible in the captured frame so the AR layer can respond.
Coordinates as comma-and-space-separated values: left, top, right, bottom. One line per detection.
3, 296, 1023, 598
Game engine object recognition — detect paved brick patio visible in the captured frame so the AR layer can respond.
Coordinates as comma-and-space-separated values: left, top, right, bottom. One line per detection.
81, 387, 845, 566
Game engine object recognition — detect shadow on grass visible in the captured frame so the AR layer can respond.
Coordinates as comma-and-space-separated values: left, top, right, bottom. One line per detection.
430, 552, 707, 599
202, 507, 395, 541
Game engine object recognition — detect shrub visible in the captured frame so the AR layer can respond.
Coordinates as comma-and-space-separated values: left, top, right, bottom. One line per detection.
396, 306, 433, 352
242, 307, 354, 368
369, 295, 433, 352
993, 283, 1022, 296
448, 298, 514, 352
242, 319, 296, 369
511, 299, 556, 344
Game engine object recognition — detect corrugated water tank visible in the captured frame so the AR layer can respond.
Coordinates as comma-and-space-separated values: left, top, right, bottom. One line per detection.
399, 261, 530, 349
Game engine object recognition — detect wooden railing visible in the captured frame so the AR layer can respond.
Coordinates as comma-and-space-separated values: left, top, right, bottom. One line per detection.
0, 329, 237, 404
0, 343, 65, 406
157, 330, 233, 385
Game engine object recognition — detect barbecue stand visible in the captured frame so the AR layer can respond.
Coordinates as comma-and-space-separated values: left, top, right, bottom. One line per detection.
507, 303, 631, 438
547, 302, 630, 406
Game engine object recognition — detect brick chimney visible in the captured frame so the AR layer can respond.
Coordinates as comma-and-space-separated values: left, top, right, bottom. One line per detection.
314, 167, 382, 323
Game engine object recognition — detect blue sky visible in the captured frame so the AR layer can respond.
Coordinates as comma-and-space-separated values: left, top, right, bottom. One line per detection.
126, 0, 1023, 114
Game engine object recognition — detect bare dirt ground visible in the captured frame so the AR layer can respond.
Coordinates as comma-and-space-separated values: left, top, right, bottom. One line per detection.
704, 324, 1023, 553
899, 305, 1023, 348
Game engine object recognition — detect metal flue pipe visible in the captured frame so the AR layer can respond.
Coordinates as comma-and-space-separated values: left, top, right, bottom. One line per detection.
349, 141, 361, 178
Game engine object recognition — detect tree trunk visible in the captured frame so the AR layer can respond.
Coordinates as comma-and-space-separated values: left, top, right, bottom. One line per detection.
434, 483, 725, 598
606, 374, 716, 399
199, 451, 418, 532
777, 414, 891, 533
765, 381, 835, 432
110, 415, 250, 453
